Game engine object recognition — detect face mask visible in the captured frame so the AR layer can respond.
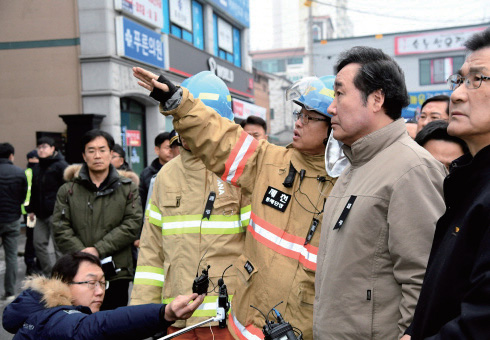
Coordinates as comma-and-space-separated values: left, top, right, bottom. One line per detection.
324, 133, 349, 178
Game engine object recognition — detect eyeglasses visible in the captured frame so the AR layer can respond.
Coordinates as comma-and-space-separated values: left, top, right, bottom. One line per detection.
447, 72, 490, 91
37, 144, 51, 150
293, 110, 329, 125
69, 280, 109, 290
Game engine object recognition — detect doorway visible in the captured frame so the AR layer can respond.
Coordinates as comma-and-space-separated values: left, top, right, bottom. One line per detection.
120, 98, 147, 175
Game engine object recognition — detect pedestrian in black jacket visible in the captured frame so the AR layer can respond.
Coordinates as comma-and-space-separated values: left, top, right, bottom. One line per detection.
26, 137, 68, 276
0, 143, 27, 301
139, 132, 174, 211
404, 27, 490, 340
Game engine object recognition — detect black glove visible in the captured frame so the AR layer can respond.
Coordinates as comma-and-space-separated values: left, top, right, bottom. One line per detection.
150, 75, 178, 104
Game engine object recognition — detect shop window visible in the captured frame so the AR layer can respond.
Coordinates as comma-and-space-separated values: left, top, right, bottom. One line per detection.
288, 57, 303, 65
420, 56, 465, 85
192, 1, 204, 49
163, 0, 204, 50
120, 98, 147, 175
214, 13, 242, 67
213, 13, 219, 56
233, 27, 241, 67
258, 59, 286, 73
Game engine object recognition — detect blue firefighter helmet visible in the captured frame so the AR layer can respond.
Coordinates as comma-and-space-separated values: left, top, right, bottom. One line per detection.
286, 76, 335, 118
181, 71, 234, 121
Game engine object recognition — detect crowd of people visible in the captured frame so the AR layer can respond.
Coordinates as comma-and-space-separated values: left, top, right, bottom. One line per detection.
0, 27, 488, 340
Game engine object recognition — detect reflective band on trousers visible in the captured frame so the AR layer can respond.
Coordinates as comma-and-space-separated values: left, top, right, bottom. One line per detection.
134, 266, 165, 287
162, 295, 234, 317
229, 310, 264, 340
248, 212, 318, 271
222, 131, 258, 186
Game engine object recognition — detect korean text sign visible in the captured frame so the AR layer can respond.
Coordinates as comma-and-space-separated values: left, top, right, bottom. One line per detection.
116, 16, 165, 69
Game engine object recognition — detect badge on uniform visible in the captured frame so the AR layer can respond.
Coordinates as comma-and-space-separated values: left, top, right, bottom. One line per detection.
262, 186, 291, 212
244, 261, 254, 274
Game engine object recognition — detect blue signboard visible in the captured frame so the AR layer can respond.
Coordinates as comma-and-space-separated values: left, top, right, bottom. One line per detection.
118, 17, 165, 68
402, 89, 452, 120
208, 0, 249, 28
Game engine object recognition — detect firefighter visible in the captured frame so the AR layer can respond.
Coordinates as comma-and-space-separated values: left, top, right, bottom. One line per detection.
133, 67, 336, 340
130, 71, 247, 340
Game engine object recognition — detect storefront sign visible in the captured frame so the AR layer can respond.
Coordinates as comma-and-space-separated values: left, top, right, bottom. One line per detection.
115, 0, 163, 28
126, 129, 142, 147
233, 98, 266, 120
217, 17, 233, 53
116, 16, 165, 68
207, 0, 250, 28
169, 0, 192, 31
395, 27, 486, 55
208, 57, 234, 82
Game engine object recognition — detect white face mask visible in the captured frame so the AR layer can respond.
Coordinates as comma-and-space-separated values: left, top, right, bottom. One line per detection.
324, 132, 350, 178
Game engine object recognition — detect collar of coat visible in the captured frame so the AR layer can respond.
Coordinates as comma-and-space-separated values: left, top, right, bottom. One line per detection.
342, 118, 407, 166
38, 151, 64, 166
22, 276, 73, 308
450, 143, 490, 173
180, 148, 206, 171
285, 143, 327, 176
63, 163, 139, 187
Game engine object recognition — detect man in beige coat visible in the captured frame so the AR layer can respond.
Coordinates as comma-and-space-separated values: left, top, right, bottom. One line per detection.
313, 47, 447, 339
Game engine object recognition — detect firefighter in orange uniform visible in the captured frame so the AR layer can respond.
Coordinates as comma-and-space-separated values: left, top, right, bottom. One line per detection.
133, 68, 337, 340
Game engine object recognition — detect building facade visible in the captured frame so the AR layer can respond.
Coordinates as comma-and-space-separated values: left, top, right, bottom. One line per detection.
0, 0, 259, 173
313, 23, 490, 120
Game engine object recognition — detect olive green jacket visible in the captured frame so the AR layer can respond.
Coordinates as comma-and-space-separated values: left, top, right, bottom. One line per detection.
52, 164, 142, 281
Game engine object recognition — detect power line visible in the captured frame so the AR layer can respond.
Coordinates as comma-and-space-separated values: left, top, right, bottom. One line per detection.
312, 0, 486, 24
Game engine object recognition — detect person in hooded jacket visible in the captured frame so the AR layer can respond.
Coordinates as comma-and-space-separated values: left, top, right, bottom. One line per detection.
52, 129, 142, 311
26, 136, 68, 276
2, 251, 203, 340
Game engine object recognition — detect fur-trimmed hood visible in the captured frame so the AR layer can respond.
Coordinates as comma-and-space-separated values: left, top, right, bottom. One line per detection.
22, 276, 73, 308
2, 276, 77, 334
63, 163, 140, 186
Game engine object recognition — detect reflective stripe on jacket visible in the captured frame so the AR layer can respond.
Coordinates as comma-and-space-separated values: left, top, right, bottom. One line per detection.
159, 88, 336, 340
21, 167, 33, 215
131, 148, 247, 328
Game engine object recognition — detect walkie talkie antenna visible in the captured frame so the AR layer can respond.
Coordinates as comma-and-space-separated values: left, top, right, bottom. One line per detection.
221, 264, 232, 282
250, 305, 271, 331
196, 249, 209, 277
266, 301, 284, 322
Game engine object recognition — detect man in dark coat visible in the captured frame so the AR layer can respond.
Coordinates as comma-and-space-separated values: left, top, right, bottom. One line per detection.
403, 27, 490, 340
52, 130, 142, 310
26, 137, 68, 276
0, 143, 27, 301
139, 131, 174, 211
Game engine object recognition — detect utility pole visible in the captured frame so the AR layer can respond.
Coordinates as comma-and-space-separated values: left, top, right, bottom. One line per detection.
305, 2, 314, 76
